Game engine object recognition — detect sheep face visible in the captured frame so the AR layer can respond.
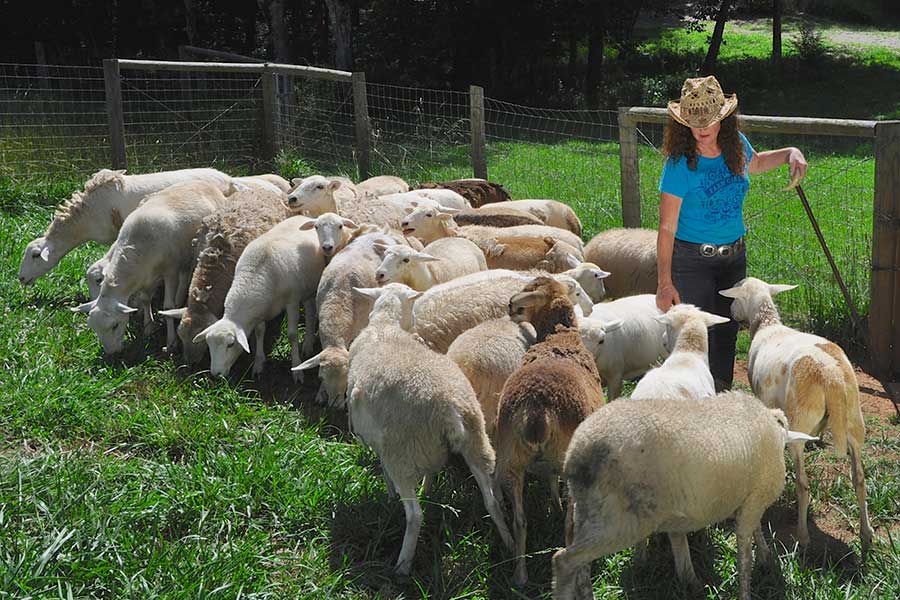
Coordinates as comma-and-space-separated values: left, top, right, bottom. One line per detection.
508, 277, 568, 324
655, 304, 730, 353
719, 277, 797, 326
178, 311, 217, 365
294, 346, 350, 407
86, 258, 108, 300
193, 318, 249, 378
578, 318, 625, 355
18, 237, 56, 285
285, 175, 341, 213
299, 212, 357, 257
354, 283, 422, 331
400, 205, 455, 241
71, 297, 137, 355
373, 244, 439, 284
569, 262, 611, 304
557, 276, 593, 317
538, 239, 583, 274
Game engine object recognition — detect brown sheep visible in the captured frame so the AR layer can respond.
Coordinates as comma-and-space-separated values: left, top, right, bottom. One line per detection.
159, 187, 292, 365
416, 179, 511, 208
452, 210, 543, 228
480, 236, 582, 272
494, 276, 605, 587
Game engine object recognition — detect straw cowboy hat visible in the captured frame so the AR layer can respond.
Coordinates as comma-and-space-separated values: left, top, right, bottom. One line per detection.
667, 75, 738, 129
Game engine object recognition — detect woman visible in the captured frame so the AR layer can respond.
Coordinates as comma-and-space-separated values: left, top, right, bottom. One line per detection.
656, 75, 808, 392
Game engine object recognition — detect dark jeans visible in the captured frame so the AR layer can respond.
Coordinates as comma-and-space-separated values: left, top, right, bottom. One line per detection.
671, 238, 747, 392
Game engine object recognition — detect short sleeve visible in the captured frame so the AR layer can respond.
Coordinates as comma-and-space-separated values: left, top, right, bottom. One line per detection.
740, 132, 755, 168
659, 156, 689, 199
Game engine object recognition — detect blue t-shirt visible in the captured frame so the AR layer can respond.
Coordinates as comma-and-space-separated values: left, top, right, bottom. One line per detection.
658, 132, 755, 244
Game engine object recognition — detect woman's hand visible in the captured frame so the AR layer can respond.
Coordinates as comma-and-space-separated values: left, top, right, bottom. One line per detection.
656, 282, 681, 312
786, 147, 808, 188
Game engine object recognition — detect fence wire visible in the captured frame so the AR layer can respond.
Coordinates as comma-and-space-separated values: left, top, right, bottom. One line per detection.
0, 63, 108, 181
485, 100, 620, 239
635, 121, 874, 340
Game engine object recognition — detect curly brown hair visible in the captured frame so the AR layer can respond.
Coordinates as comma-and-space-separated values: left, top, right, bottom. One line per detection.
662, 112, 747, 176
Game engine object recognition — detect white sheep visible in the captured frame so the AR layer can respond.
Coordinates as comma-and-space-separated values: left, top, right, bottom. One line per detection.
231, 174, 292, 193
630, 304, 729, 402
583, 227, 658, 298
720, 277, 873, 557
400, 205, 584, 252
498, 199, 583, 236
412, 270, 593, 353
71, 181, 228, 354
193, 215, 324, 380
286, 175, 406, 229
292, 228, 412, 406
446, 317, 536, 438
355, 175, 409, 196
300, 211, 360, 258
562, 262, 610, 304
86, 244, 155, 331
374, 237, 487, 290
345, 283, 514, 575
554, 391, 816, 600
379, 191, 468, 213
578, 294, 668, 400
19, 168, 232, 286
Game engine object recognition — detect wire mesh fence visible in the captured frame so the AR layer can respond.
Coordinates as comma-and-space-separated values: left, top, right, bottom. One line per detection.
0, 63, 108, 181
635, 120, 874, 340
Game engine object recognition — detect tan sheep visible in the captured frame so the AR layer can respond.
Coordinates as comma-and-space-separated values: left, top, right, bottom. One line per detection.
583, 227, 657, 298
374, 237, 487, 291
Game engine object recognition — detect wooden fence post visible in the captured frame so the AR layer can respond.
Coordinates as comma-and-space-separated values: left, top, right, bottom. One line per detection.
618, 107, 641, 227
470, 85, 488, 179
871, 120, 900, 377
261, 69, 279, 167
351, 71, 371, 180
103, 59, 127, 170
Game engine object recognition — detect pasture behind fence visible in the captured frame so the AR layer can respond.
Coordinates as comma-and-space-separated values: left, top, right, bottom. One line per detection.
1, 58, 898, 377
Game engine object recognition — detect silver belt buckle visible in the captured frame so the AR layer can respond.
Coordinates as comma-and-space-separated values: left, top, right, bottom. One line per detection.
718, 244, 732, 257
700, 243, 717, 257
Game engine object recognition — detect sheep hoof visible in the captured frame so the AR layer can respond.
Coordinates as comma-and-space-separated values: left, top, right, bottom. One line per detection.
291, 368, 303, 383
394, 560, 411, 578
513, 569, 528, 588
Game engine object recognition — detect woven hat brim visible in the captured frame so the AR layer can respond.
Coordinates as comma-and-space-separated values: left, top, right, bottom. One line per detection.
667, 93, 738, 128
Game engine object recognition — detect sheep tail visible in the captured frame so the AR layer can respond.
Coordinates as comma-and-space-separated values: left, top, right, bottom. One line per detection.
523, 410, 550, 447
565, 210, 582, 237
824, 368, 849, 458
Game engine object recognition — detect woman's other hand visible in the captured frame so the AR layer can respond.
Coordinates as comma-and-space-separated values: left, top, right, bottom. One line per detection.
787, 147, 808, 187
656, 282, 681, 311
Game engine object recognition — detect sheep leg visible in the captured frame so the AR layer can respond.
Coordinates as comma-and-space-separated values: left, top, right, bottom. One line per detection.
139, 291, 154, 334
252, 322, 266, 377
735, 505, 765, 600
754, 526, 772, 564
548, 473, 563, 513
849, 438, 873, 560
510, 470, 528, 587
162, 273, 179, 352
788, 441, 811, 547
607, 375, 623, 402
667, 533, 700, 588
175, 270, 189, 306
382, 459, 398, 500
300, 298, 317, 361
460, 448, 514, 552
552, 509, 608, 600
393, 477, 423, 577
420, 474, 434, 498
287, 305, 302, 383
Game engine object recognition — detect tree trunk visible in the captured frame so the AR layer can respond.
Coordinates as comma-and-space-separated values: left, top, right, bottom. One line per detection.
702, 1, 731, 75
324, 0, 354, 71
586, 6, 606, 109
772, 0, 783, 70
268, 0, 290, 62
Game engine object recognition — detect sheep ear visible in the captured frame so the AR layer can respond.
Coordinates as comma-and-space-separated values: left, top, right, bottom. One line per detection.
342, 218, 358, 229
327, 179, 342, 191
565, 254, 581, 269
193, 324, 214, 344
372, 242, 391, 255
653, 312, 672, 325
414, 252, 441, 262
116, 302, 138, 314
159, 307, 187, 321
719, 286, 743, 299
352, 286, 382, 300
235, 328, 250, 354
409, 200, 420, 207
71, 300, 96, 314
702, 312, 730, 327
560, 279, 577, 294
298, 219, 317, 231
290, 177, 304, 186
438, 206, 460, 215
510, 290, 544, 307
438, 212, 456, 222
40, 247, 51, 262
404, 206, 415, 214
592, 268, 611, 279
573, 304, 584, 319
292, 352, 322, 371
786, 430, 818, 443
604, 318, 625, 333
769, 284, 798, 296
230, 181, 250, 193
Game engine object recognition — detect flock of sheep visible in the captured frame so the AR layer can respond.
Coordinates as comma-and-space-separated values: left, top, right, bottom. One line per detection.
18, 167, 873, 599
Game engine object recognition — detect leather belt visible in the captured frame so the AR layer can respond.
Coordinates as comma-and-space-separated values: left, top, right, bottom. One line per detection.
675, 237, 745, 258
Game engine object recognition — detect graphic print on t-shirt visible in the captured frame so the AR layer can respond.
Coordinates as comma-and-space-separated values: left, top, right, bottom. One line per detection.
699, 161, 749, 226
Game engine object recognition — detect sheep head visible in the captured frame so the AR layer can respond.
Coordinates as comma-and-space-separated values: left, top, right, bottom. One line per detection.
299, 212, 358, 257
353, 283, 422, 331
71, 297, 138, 355
285, 175, 343, 215
193, 318, 249, 378
373, 244, 440, 285
293, 346, 351, 408
719, 277, 797, 326
508, 276, 576, 340
654, 304, 730, 354
18, 237, 56, 285
400, 205, 458, 244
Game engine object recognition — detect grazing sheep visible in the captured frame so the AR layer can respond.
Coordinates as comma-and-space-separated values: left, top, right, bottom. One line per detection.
293, 229, 411, 406
554, 391, 814, 600
583, 228, 657, 298
452, 210, 544, 228
412, 269, 593, 353
499, 199, 583, 236
192, 215, 324, 380
157, 188, 292, 364
71, 181, 228, 354
19, 167, 232, 286
356, 175, 409, 197
86, 244, 155, 330
720, 277, 873, 557
630, 304, 729, 402
578, 294, 668, 400
401, 205, 584, 252
447, 317, 536, 438
286, 174, 406, 229
480, 236, 583, 272
494, 276, 605, 586
345, 284, 515, 575
416, 179, 511, 208
374, 237, 487, 291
